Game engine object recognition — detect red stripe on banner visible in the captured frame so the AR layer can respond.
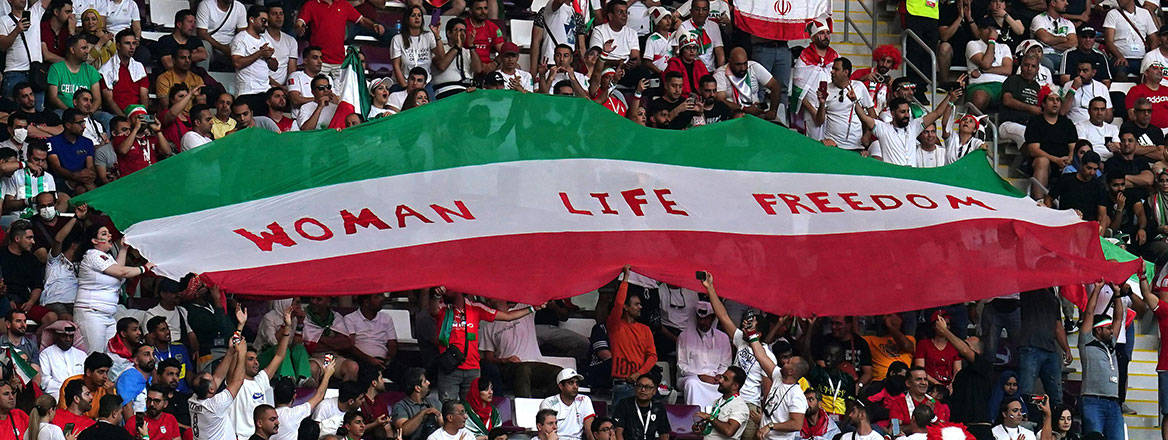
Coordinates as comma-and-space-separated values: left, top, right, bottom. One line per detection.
733, 14, 832, 42
201, 218, 1138, 316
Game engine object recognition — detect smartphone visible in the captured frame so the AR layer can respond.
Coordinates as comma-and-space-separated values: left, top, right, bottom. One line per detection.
141, 114, 155, 124
135, 413, 144, 430
64, 424, 74, 435
430, 8, 441, 27
695, 271, 707, 281
20, 10, 29, 23
891, 419, 901, 436
818, 80, 828, 96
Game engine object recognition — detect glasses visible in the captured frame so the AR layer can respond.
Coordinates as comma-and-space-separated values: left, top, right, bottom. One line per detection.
315, 85, 332, 91
1136, 108, 1153, 113
146, 398, 164, 403
597, 427, 614, 433
635, 384, 655, 389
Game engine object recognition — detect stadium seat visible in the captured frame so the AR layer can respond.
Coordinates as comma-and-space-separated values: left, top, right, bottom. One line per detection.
562, 318, 593, 338
510, 20, 533, 48
665, 405, 702, 440
148, 0, 188, 30
513, 397, 543, 430
384, 309, 417, 345
541, 356, 576, 371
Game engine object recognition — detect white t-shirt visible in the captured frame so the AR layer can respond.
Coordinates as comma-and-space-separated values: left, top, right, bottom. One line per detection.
546, 70, 589, 94
916, 146, 947, 168
675, 0, 731, 21
539, 395, 596, 440
190, 390, 236, 440
1075, 120, 1120, 160
965, 40, 1012, 84
340, 309, 398, 359
644, 33, 673, 71
1030, 13, 1075, 54
75, 248, 122, 314
760, 381, 808, 440
706, 394, 749, 440
312, 400, 346, 438
945, 135, 985, 164
267, 31, 296, 84
3, 168, 56, 201
480, 305, 540, 361
590, 23, 638, 61
272, 404, 311, 440
538, 4, 583, 62
431, 44, 474, 87
674, 19, 723, 71
232, 31, 275, 96
499, 69, 534, 92
872, 118, 925, 166
196, 0, 246, 46
0, 2, 44, 72
232, 370, 273, 439
390, 32, 437, 83
41, 252, 78, 306
181, 131, 212, 150
32, 422, 66, 440
1141, 48, 1168, 86
426, 428, 475, 440
285, 70, 314, 117
1104, 7, 1156, 58
731, 329, 775, 405
1062, 79, 1111, 124
991, 425, 1037, 440
101, 0, 140, 34
296, 101, 338, 131
714, 62, 773, 108
804, 80, 872, 151
145, 304, 189, 343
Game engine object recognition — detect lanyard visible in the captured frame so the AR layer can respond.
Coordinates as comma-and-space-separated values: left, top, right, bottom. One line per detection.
710, 394, 736, 420
634, 404, 653, 438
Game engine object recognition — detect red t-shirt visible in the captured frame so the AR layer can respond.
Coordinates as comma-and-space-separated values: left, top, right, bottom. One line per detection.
52, 409, 95, 434
1126, 84, 1168, 128
433, 301, 497, 370
464, 19, 503, 64
1154, 304, 1168, 370
161, 113, 191, 146
40, 21, 68, 59
887, 394, 950, 427
113, 134, 161, 175
298, 0, 362, 64
107, 64, 148, 111
0, 410, 29, 440
274, 116, 296, 132
913, 340, 960, 386
125, 413, 181, 440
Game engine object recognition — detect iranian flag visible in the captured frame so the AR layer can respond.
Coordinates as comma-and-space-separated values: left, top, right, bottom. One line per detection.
734, 0, 831, 41
72, 92, 1140, 316
2, 346, 36, 385
329, 46, 368, 128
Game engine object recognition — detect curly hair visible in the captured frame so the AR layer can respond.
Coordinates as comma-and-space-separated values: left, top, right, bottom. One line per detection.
873, 45, 901, 69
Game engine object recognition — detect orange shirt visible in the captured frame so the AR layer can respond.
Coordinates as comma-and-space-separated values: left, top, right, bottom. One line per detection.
58, 376, 114, 419
607, 279, 658, 379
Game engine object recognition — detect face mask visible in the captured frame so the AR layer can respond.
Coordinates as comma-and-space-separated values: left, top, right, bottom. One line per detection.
12, 128, 27, 144
38, 206, 56, 220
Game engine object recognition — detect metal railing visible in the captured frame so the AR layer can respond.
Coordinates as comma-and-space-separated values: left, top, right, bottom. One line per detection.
842, 0, 877, 52
901, 29, 938, 107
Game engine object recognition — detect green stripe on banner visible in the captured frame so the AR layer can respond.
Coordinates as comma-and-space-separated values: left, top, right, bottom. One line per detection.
1100, 238, 1155, 282
73, 91, 1019, 229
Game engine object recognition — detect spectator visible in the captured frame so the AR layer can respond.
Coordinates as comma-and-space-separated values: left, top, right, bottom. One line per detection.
1079, 282, 1125, 440
851, 45, 899, 117
195, 0, 246, 71
154, 9, 208, 72
1106, 129, 1155, 189
744, 325, 806, 440
496, 43, 532, 93
391, 5, 441, 90
1016, 289, 1071, 408
0, 223, 47, 322
539, 369, 595, 440
464, 0, 502, 72
798, 389, 839, 440
946, 114, 986, 164
27, 395, 64, 440
294, 0, 382, 81
888, 367, 951, 428
610, 374, 669, 440
456, 378, 498, 439
0, 0, 44, 97
1103, 0, 1157, 79
76, 395, 137, 440
47, 108, 96, 194
73, 224, 153, 354
806, 343, 854, 418
432, 19, 480, 100
113, 105, 171, 175
113, 344, 154, 421
392, 368, 442, 440
46, 35, 100, 111
903, 0, 938, 101
1126, 62, 1168, 130
157, 82, 197, 143
156, 47, 205, 113
810, 317, 873, 385
28, 192, 75, 266
39, 0, 69, 63
607, 266, 657, 403
480, 300, 559, 399
854, 91, 957, 167
672, 0, 722, 72
286, 46, 322, 116
938, 0, 976, 83
388, 68, 428, 113
231, 6, 276, 114
806, 58, 870, 152
430, 286, 536, 401
2, 144, 59, 221
590, 1, 640, 66
841, 399, 881, 440
313, 381, 366, 437
536, 44, 586, 96
142, 317, 192, 394
297, 75, 339, 131
793, 22, 837, 132
38, 323, 84, 400
999, 55, 1043, 150
101, 0, 138, 38
986, 372, 1026, 425
264, 5, 294, 87
703, 273, 772, 440
180, 103, 214, 150
189, 336, 246, 440
98, 30, 148, 118
965, 19, 1013, 112
144, 280, 195, 347
272, 362, 334, 440
642, 8, 674, 74
692, 366, 747, 440
1120, 98, 1167, 160
1030, 0, 1077, 71
123, 386, 179, 440
57, 353, 112, 419
664, 34, 708, 97
105, 317, 142, 379
1026, 87, 1077, 198
79, 10, 112, 68
1144, 28, 1168, 86
250, 404, 278, 440
692, 75, 734, 125
1061, 60, 1111, 124
1061, 26, 1111, 84
535, 410, 558, 440
340, 293, 397, 370
677, 302, 730, 408
229, 309, 290, 438
53, 372, 98, 436
714, 48, 780, 120
71, 89, 105, 153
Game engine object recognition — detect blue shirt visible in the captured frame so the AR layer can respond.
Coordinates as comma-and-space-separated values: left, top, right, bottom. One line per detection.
115, 368, 151, 411
154, 343, 193, 393
47, 133, 94, 172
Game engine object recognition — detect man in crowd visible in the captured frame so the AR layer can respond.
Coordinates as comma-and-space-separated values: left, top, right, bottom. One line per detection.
693, 366, 748, 440
677, 302, 730, 408
1103, 0, 1157, 79
286, 46, 322, 116
155, 47, 205, 112
1062, 25, 1112, 84
79, 395, 142, 440
156, 9, 207, 72
263, 88, 296, 132
124, 385, 180, 440
190, 333, 247, 440
231, 6, 276, 113
536, 409, 559, 440
99, 30, 149, 117
60, 352, 113, 418
1017, 289, 1072, 407
888, 367, 951, 426
481, 299, 559, 398
250, 404, 279, 440
2, 143, 58, 221
673, 0, 723, 72
182, 104, 214, 150
1062, 60, 1112, 124
1080, 282, 1127, 439
611, 374, 670, 440
853, 90, 958, 167
48, 108, 96, 194
1031, 0, 1077, 70
1126, 62, 1168, 131
46, 34, 100, 112
427, 401, 474, 440
999, 55, 1044, 150
231, 306, 292, 440
114, 105, 172, 176
965, 19, 1013, 112
273, 361, 333, 440
1026, 86, 1078, 198
294, 0, 383, 80
114, 343, 155, 421
1106, 129, 1155, 189
808, 57, 873, 153
40, 322, 85, 399
1120, 97, 1167, 160
264, 5, 295, 87
540, 369, 596, 440
340, 293, 397, 370
608, 266, 657, 403
143, 317, 192, 394
1075, 97, 1120, 160
54, 379, 95, 433
393, 368, 442, 440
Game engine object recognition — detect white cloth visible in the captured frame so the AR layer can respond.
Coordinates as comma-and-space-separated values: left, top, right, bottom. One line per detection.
387, 90, 408, 111
98, 55, 147, 90
537, 3, 584, 62
74, 306, 114, 354
38, 344, 85, 398
312, 399, 346, 438
673, 19, 722, 71
539, 395, 596, 440
658, 285, 699, 330
272, 403, 311, 440
232, 31, 275, 96
390, 32, 438, 82
427, 428, 475, 440
705, 394, 749, 440
965, 40, 1012, 84
231, 370, 273, 439
295, 101, 338, 131
267, 31, 296, 84
100, 0, 140, 34
479, 305, 541, 361
340, 309, 398, 359
76, 249, 122, 315
714, 62, 772, 108
545, 71, 590, 94
680, 375, 720, 408
590, 23, 638, 61
916, 146, 947, 168
731, 329, 776, 405
145, 305, 189, 343
195, 0, 246, 46
1075, 120, 1120, 160
1030, 13, 1075, 54
0, 2, 44, 72
678, 326, 731, 407
302, 310, 347, 344
190, 390, 236, 440
82, 116, 106, 148
30, 422, 65, 440
41, 252, 78, 306
180, 131, 212, 150
1104, 7, 1156, 59
1062, 79, 1111, 124
872, 119, 926, 166
644, 32, 673, 71
803, 80, 872, 151
760, 381, 808, 440
990, 425, 1037, 440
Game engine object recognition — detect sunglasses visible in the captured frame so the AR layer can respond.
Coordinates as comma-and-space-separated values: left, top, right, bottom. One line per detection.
315, 85, 332, 91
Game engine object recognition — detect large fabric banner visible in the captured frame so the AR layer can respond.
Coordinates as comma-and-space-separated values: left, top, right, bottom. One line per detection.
73, 91, 1140, 316
732, 0, 831, 41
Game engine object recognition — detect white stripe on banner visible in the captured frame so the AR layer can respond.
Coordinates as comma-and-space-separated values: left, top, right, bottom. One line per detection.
130, 158, 1080, 279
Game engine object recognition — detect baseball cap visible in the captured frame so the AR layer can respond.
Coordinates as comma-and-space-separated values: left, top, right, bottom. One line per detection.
696, 301, 713, 317
368, 77, 392, 93
556, 368, 584, 383
484, 71, 505, 86
1078, 25, 1096, 36
501, 42, 520, 55
649, 6, 670, 25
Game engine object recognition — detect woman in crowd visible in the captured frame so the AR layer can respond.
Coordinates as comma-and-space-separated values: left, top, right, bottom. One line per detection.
913, 311, 962, 388
390, 5, 444, 89
74, 224, 155, 353
26, 395, 69, 440
463, 378, 500, 440
986, 371, 1026, 424
1048, 404, 1079, 440
401, 89, 430, 111
368, 79, 394, 118
1144, 169, 1168, 265
161, 84, 197, 146
80, 9, 116, 68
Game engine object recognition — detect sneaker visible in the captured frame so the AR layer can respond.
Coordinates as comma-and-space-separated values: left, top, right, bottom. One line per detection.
1123, 404, 1138, 415
1064, 319, 1079, 334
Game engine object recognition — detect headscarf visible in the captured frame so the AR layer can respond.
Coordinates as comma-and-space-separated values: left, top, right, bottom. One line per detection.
1148, 170, 1168, 231
462, 378, 499, 436
986, 370, 1026, 424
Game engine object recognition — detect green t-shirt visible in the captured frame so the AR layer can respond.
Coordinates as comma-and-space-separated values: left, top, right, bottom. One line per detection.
46, 61, 101, 108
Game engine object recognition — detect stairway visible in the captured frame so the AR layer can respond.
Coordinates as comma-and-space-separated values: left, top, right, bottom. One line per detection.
1067, 318, 1162, 440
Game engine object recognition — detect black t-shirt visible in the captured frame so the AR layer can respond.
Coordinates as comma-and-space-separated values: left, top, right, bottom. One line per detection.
650, 96, 687, 129
1121, 120, 1165, 147
940, 4, 977, 59
1063, 48, 1111, 80
611, 399, 671, 440
1001, 75, 1040, 124
1018, 290, 1061, 351
165, 389, 192, 426
701, 100, 734, 125
1104, 154, 1153, 177
77, 421, 135, 440
979, 15, 1025, 52
152, 34, 203, 68
1049, 173, 1109, 221
1024, 114, 1077, 158
810, 333, 873, 370
948, 353, 994, 424
1107, 188, 1146, 236
0, 246, 43, 304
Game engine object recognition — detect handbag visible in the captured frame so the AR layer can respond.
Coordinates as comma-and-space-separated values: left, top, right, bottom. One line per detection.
12, 14, 46, 92
432, 308, 470, 373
